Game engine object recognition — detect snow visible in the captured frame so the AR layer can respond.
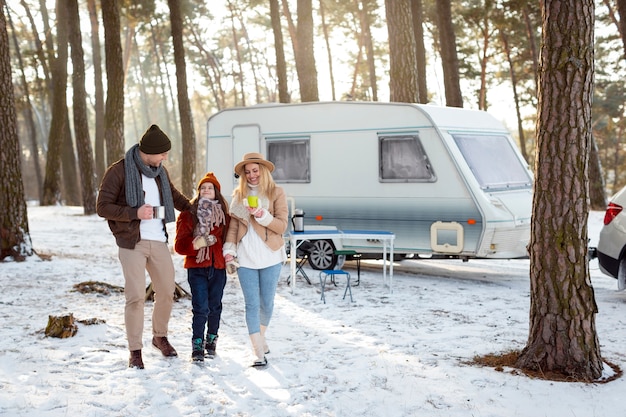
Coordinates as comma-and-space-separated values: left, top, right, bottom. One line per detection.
1, 205, 625, 417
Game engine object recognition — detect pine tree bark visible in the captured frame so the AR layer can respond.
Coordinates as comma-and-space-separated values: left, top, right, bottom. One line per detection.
360, 0, 378, 101
588, 135, 607, 210
5, 5, 43, 201
61, 114, 81, 206
227, 0, 246, 106
435, 0, 463, 107
500, 28, 528, 162
517, 0, 603, 381
385, 0, 418, 103
87, 0, 106, 184
410, 0, 427, 104
149, 21, 178, 134
319, 0, 336, 101
295, 0, 319, 102
616, 0, 626, 58
102, 0, 125, 166
41, 0, 69, 206
67, 0, 96, 214
168, 0, 196, 196
0, 4, 33, 261
270, 0, 290, 103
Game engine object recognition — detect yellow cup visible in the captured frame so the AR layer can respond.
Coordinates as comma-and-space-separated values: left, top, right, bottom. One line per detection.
247, 195, 258, 208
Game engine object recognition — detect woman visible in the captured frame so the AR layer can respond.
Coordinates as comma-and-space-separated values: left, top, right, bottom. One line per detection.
174, 172, 230, 362
223, 152, 288, 367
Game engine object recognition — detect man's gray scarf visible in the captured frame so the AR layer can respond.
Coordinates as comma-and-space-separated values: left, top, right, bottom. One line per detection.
124, 144, 175, 223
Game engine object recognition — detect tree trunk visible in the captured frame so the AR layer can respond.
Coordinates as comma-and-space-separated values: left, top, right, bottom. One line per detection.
616, 0, 626, 58
385, 0, 418, 103
270, 0, 290, 103
477, 9, 491, 111
87, 0, 105, 184
102, 0, 125, 166
168, 0, 196, 197
41, 0, 69, 206
435, 0, 463, 107
227, 0, 246, 106
0, 3, 33, 261
67, 0, 96, 214
360, 0, 378, 101
61, 113, 81, 206
295, 0, 319, 102
410, 0, 427, 104
319, 0, 336, 101
5, 5, 43, 202
500, 28, 528, 162
149, 21, 177, 134
589, 135, 607, 210
517, 0, 603, 381
523, 4, 539, 88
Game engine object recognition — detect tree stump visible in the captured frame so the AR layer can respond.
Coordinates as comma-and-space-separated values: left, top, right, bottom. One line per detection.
45, 313, 78, 338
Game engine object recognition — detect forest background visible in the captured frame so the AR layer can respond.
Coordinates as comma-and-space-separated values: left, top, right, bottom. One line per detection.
4, 0, 626, 208
1, 0, 620, 382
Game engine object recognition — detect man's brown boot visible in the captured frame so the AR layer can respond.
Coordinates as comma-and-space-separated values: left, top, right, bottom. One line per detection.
152, 336, 178, 357
129, 350, 144, 369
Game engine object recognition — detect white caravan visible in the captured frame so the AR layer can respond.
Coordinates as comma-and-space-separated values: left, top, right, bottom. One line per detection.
205, 101, 533, 270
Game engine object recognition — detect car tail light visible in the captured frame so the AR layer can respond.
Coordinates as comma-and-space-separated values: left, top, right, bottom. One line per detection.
604, 202, 623, 225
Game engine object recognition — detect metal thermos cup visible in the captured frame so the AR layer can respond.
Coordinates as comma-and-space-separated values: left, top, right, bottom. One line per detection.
152, 206, 165, 219
292, 209, 305, 232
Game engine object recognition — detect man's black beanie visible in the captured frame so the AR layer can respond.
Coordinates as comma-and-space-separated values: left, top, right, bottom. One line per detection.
139, 124, 172, 154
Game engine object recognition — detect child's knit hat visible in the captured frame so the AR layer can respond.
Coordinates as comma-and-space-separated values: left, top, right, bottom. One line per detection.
197, 172, 221, 192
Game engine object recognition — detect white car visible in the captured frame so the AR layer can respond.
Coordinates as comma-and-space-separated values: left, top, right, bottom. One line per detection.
597, 186, 626, 290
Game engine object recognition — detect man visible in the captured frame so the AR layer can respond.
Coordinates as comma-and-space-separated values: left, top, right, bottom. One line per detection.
97, 124, 190, 369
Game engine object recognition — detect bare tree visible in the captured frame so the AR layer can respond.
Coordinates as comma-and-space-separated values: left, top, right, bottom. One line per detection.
0, 2, 33, 261
517, 0, 603, 381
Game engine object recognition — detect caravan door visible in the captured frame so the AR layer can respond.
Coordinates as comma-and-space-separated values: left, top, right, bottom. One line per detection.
225, 124, 261, 190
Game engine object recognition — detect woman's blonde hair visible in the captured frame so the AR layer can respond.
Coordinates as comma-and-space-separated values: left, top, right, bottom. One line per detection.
233, 163, 276, 200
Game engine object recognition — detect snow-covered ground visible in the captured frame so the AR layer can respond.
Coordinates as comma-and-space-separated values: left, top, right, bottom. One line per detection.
1, 205, 625, 417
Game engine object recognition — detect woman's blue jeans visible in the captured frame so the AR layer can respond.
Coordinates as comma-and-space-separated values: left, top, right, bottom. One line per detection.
237, 263, 282, 334
187, 266, 227, 340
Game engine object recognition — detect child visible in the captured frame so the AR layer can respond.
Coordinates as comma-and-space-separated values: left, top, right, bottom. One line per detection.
175, 172, 230, 362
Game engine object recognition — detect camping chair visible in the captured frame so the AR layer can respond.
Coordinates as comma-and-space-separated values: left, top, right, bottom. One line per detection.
287, 240, 314, 285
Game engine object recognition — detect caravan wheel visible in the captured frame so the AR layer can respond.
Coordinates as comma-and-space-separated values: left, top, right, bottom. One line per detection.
308, 239, 338, 270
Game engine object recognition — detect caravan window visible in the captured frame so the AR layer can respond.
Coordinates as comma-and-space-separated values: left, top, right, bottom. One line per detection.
379, 134, 435, 182
266, 138, 311, 183
452, 133, 532, 190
